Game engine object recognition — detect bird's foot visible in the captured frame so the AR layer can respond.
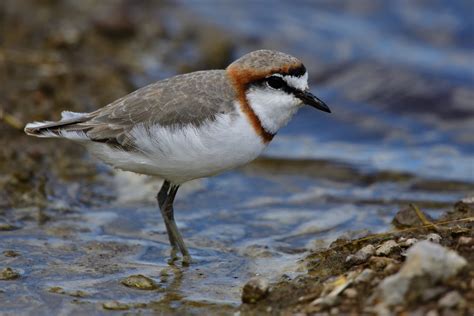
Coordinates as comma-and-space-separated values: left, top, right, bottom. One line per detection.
182, 255, 192, 267
167, 247, 179, 265
166, 247, 192, 266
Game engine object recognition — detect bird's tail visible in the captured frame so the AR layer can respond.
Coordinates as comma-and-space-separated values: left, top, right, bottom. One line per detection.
24, 111, 90, 140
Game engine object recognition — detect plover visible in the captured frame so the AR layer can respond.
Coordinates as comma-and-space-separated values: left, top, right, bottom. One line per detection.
25, 50, 331, 264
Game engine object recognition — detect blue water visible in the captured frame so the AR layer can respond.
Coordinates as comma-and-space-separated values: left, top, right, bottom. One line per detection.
181, 0, 474, 181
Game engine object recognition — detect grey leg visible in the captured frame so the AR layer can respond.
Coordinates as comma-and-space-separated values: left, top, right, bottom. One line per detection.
162, 185, 191, 265
157, 180, 178, 262
157, 181, 191, 265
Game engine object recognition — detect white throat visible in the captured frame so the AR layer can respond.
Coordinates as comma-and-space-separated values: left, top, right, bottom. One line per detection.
245, 73, 308, 134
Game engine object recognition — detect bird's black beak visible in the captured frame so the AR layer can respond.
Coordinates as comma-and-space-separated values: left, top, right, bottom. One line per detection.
295, 90, 331, 113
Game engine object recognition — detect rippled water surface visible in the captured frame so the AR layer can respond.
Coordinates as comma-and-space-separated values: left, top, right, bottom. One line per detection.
1, 1, 473, 315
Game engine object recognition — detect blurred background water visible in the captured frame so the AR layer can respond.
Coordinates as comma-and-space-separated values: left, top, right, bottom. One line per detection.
0, 1, 473, 314
183, 0, 474, 181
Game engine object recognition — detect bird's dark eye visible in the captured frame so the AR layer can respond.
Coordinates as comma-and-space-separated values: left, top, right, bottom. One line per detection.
266, 76, 285, 89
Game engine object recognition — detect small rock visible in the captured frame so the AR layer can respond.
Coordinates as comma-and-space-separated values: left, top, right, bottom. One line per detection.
68, 290, 88, 298
312, 276, 352, 308
346, 244, 375, 264
355, 268, 375, 284
48, 287, 65, 294
242, 277, 269, 304
337, 229, 371, 240
375, 240, 399, 256
425, 233, 442, 243
458, 236, 473, 246
48, 286, 87, 297
2, 250, 20, 257
392, 206, 433, 228
311, 295, 338, 308
425, 310, 439, 316
0, 222, 20, 231
0, 267, 20, 280
372, 303, 391, 316
454, 198, 474, 213
398, 238, 418, 247
438, 291, 465, 308
421, 286, 447, 302
377, 241, 467, 306
121, 275, 159, 290
383, 263, 399, 274
460, 196, 474, 204
369, 256, 398, 271
344, 288, 358, 298
103, 301, 130, 311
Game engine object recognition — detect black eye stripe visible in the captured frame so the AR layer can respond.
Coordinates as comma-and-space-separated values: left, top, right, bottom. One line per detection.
249, 75, 301, 95
266, 76, 285, 89
265, 76, 300, 95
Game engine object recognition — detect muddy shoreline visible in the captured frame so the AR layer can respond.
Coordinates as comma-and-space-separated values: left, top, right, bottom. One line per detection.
240, 200, 474, 315
1, 1, 473, 315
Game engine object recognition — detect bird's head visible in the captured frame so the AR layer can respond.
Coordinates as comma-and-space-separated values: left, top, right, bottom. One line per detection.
227, 50, 330, 136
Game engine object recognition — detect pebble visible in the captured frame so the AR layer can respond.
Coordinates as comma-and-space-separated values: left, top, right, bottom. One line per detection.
242, 277, 269, 304
2, 250, 20, 257
398, 238, 418, 247
48, 286, 87, 297
383, 263, 399, 274
49, 287, 65, 294
0, 267, 20, 280
312, 275, 353, 308
425, 233, 442, 244
392, 206, 432, 228
68, 290, 88, 298
345, 244, 375, 264
355, 269, 375, 284
121, 274, 159, 290
0, 222, 20, 231
438, 291, 465, 308
369, 256, 398, 271
344, 288, 358, 298
421, 286, 447, 302
460, 196, 474, 204
458, 236, 473, 246
375, 240, 399, 256
425, 310, 439, 316
311, 295, 338, 308
102, 301, 130, 310
377, 241, 467, 306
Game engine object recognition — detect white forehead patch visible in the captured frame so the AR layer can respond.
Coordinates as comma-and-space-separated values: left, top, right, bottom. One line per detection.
282, 72, 308, 91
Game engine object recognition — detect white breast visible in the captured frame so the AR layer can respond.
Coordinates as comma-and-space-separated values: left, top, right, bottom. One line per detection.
86, 104, 267, 184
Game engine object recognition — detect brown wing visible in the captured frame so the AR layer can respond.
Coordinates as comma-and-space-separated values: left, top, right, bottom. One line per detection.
74, 70, 237, 149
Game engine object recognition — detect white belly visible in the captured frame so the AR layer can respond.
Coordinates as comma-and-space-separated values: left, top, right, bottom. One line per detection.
87, 110, 267, 184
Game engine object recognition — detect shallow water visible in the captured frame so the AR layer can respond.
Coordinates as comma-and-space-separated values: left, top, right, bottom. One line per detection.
1, 1, 473, 315
1, 165, 470, 314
